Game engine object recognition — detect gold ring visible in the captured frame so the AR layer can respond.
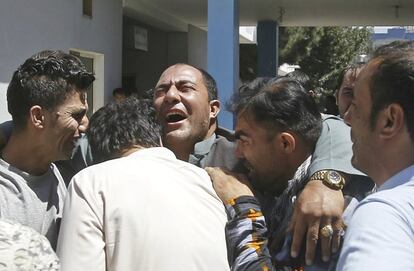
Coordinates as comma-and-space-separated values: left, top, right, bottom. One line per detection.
320, 225, 334, 238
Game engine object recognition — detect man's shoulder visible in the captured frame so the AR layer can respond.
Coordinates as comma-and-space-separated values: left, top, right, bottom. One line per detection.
363, 179, 414, 206
321, 114, 350, 132
206, 136, 238, 169
0, 160, 28, 187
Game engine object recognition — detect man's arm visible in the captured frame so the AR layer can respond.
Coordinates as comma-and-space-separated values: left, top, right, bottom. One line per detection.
206, 167, 275, 271
56, 174, 105, 271
290, 116, 354, 264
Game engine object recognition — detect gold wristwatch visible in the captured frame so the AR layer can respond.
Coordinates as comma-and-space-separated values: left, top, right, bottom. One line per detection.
309, 170, 345, 190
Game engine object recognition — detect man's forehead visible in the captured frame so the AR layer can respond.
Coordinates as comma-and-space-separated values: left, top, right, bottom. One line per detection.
62, 91, 87, 107
236, 112, 257, 130
353, 62, 377, 98
157, 64, 202, 85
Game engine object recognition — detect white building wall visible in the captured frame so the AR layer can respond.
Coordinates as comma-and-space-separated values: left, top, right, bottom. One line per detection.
0, 0, 122, 121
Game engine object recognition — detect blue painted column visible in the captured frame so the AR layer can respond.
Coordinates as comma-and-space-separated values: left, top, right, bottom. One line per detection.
208, 0, 239, 129
257, 20, 279, 77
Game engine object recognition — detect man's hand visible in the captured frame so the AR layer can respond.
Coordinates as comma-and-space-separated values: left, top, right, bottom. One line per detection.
205, 167, 253, 203
290, 180, 344, 265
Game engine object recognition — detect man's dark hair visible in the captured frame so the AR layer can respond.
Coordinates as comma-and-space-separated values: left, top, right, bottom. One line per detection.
7, 50, 95, 129
369, 41, 414, 142
112, 87, 127, 96
286, 70, 313, 92
196, 67, 218, 101
231, 77, 322, 148
87, 97, 162, 164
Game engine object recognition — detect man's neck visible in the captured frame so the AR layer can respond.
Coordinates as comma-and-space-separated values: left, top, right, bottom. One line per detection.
164, 137, 193, 161
2, 132, 51, 175
272, 149, 312, 196
163, 127, 216, 162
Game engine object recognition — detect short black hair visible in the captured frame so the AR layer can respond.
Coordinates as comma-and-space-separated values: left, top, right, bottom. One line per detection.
286, 70, 313, 92
87, 97, 162, 163
196, 67, 218, 101
231, 77, 322, 148
7, 50, 94, 129
112, 87, 127, 96
369, 41, 414, 142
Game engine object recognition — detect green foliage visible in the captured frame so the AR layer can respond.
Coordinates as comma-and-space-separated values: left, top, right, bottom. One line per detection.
279, 26, 373, 94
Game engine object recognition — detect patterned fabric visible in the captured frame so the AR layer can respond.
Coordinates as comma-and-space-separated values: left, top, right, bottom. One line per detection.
0, 219, 59, 271
225, 157, 312, 271
225, 196, 273, 271
268, 156, 311, 267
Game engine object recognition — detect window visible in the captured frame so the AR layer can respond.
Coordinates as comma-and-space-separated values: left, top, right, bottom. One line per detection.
83, 0, 92, 17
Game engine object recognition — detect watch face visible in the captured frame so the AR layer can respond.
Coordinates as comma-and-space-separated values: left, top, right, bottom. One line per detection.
327, 171, 342, 184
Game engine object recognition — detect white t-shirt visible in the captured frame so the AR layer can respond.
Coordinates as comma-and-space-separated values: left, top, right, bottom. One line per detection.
57, 147, 230, 271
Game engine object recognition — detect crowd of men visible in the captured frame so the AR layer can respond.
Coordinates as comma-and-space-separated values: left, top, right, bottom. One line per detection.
0, 40, 413, 271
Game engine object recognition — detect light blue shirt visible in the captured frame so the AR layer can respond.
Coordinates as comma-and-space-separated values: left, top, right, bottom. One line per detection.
337, 164, 414, 270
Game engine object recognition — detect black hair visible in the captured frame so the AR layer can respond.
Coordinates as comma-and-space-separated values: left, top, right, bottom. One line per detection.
196, 67, 218, 101
112, 87, 127, 96
286, 70, 313, 92
231, 77, 322, 149
7, 50, 94, 129
87, 97, 161, 163
370, 41, 414, 142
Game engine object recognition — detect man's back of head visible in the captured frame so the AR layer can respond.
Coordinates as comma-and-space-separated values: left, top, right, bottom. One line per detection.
87, 97, 161, 164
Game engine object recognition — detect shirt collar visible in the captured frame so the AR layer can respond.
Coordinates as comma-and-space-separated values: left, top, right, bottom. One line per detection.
193, 133, 216, 156
128, 147, 177, 160
378, 164, 414, 191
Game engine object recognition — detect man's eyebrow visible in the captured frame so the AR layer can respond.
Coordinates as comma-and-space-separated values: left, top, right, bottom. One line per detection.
155, 82, 171, 89
234, 130, 247, 139
156, 79, 196, 89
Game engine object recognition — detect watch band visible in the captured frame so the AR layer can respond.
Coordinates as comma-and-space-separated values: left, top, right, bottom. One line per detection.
309, 170, 345, 190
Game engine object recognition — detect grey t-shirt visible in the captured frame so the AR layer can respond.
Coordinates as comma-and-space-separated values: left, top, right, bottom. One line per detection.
0, 159, 66, 249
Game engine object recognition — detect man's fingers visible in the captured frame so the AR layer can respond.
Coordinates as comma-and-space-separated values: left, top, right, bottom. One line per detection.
331, 219, 345, 254
290, 210, 306, 258
304, 220, 320, 265
205, 167, 253, 202
319, 218, 333, 262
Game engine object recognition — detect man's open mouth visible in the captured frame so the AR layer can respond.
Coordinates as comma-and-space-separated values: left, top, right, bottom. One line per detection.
165, 111, 187, 123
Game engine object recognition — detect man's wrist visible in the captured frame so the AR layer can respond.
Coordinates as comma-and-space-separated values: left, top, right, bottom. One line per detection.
309, 170, 345, 190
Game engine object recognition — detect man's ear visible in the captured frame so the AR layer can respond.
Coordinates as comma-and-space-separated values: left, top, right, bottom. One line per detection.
209, 99, 221, 119
29, 106, 46, 129
277, 132, 296, 154
378, 103, 404, 140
